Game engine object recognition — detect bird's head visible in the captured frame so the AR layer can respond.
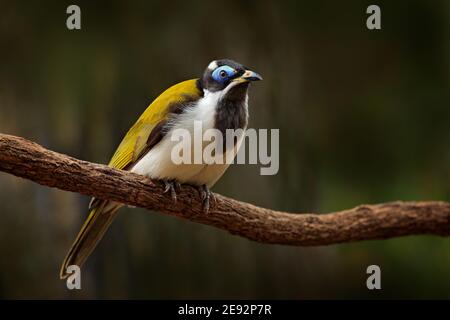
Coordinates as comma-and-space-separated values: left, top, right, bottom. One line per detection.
199, 59, 262, 99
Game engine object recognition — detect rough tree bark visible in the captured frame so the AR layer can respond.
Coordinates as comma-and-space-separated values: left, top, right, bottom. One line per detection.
0, 133, 449, 245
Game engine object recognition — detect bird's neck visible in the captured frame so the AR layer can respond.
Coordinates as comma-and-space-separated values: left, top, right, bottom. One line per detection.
214, 84, 249, 136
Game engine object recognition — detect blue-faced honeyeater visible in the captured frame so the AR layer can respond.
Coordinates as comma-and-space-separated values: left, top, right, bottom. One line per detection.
60, 59, 262, 278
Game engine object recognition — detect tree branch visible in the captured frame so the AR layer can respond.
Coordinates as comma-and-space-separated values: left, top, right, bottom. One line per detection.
0, 133, 449, 245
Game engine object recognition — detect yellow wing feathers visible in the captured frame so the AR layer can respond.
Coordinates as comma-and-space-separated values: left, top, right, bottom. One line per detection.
61, 79, 202, 278
108, 79, 202, 170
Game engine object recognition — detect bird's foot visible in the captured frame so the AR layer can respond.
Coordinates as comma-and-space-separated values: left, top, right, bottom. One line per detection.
197, 184, 215, 213
163, 179, 181, 202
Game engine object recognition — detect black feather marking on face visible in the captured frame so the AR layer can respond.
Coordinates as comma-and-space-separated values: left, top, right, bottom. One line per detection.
199, 59, 246, 92
215, 82, 250, 150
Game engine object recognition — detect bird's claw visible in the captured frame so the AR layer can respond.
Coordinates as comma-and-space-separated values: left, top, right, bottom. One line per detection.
163, 181, 214, 212
163, 180, 180, 202
197, 184, 215, 213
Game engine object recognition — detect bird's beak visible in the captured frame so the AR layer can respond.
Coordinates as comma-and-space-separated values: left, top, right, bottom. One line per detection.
233, 69, 263, 83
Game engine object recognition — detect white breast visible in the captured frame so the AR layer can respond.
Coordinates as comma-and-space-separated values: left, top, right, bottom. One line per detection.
131, 90, 247, 187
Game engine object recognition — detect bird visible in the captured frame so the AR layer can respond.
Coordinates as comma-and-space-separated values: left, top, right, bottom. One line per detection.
60, 59, 262, 279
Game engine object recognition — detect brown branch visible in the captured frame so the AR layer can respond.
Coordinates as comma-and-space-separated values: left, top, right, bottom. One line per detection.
0, 133, 449, 245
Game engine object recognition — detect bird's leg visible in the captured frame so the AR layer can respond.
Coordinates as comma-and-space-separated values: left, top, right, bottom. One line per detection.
197, 184, 215, 213
163, 179, 180, 202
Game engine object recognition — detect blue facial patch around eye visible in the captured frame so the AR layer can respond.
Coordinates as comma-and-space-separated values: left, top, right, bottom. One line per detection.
212, 65, 236, 83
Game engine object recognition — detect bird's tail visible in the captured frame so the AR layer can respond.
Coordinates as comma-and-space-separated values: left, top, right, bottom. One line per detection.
59, 201, 121, 279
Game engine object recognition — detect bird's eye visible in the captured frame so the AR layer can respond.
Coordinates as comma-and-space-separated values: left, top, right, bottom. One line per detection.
212, 65, 235, 83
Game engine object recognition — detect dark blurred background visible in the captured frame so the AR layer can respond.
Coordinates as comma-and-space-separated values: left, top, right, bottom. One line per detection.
0, 0, 449, 299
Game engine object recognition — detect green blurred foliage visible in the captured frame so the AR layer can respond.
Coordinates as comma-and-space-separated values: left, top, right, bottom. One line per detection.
0, 0, 449, 298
